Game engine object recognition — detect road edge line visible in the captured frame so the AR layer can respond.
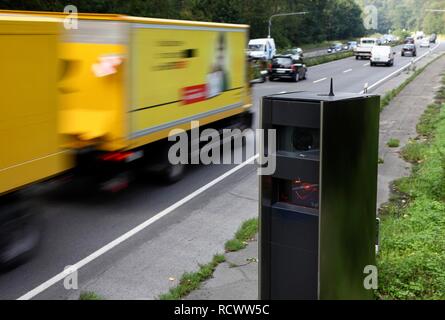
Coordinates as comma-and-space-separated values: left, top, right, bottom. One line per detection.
17, 155, 259, 300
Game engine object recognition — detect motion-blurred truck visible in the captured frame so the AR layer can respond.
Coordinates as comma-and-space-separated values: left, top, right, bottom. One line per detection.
0, 15, 73, 267
354, 37, 378, 60
4, 10, 253, 188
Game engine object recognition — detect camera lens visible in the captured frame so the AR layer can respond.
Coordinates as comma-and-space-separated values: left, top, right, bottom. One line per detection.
292, 128, 315, 151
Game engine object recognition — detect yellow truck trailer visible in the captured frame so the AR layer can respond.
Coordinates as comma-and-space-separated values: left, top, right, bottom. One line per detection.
3, 10, 253, 186
0, 15, 73, 266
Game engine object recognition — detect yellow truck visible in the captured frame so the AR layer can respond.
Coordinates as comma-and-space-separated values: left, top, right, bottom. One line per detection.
0, 9, 252, 264
7, 10, 252, 187
0, 15, 73, 266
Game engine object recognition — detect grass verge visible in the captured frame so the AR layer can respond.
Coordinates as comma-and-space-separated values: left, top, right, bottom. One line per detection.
79, 291, 103, 300
380, 65, 428, 111
159, 218, 258, 300
380, 53, 445, 111
305, 51, 353, 67
377, 98, 445, 299
225, 219, 258, 252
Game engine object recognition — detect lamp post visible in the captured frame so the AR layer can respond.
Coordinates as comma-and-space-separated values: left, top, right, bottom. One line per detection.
268, 12, 308, 38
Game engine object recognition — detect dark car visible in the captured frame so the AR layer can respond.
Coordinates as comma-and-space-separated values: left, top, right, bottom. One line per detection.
269, 55, 307, 82
404, 37, 415, 44
401, 44, 417, 57
284, 48, 304, 59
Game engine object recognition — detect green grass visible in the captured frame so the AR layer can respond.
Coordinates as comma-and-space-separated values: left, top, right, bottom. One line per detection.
377, 95, 445, 299
158, 218, 258, 300
297, 38, 358, 52
401, 140, 427, 164
380, 54, 445, 111
79, 292, 103, 300
417, 103, 443, 137
225, 218, 258, 252
387, 138, 400, 148
305, 51, 354, 67
159, 254, 226, 300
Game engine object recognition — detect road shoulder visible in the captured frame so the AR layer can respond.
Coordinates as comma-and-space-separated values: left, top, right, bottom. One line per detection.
185, 54, 445, 300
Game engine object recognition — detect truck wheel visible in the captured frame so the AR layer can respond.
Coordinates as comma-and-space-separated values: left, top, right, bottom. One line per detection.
161, 163, 185, 184
0, 203, 41, 270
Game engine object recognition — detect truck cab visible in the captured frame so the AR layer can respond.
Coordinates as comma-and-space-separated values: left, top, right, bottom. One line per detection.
248, 38, 276, 61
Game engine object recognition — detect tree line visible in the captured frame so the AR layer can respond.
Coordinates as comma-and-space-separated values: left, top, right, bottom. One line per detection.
0, 0, 366, 48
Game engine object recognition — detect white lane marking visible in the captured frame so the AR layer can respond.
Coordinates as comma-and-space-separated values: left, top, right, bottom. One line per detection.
359, 43, 441, 94
313, 77, 327, 84
363, 62, 370, 66
17, 154, 259, 300
343, 69, 353, 73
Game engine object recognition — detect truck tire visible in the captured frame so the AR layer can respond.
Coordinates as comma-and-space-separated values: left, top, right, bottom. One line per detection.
161, 163, 185, 184
0, 198, 41, 270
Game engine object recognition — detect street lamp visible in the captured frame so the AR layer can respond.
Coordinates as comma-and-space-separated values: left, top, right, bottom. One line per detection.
268, 12, 308, 38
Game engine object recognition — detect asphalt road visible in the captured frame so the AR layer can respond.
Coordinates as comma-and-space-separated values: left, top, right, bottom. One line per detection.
0, 43, 442, 299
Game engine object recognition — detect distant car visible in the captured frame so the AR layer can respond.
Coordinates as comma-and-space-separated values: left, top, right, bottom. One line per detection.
420, 39, 430, 48
430, 33, 437, 44
401, 44, 417, 57
327, 43, 343, 53
405, 37, 415, 44
269, 55, 307, 82
284, 48, 304, 59
383, 34, 395, 43
343, 41, 357, 50
346, 41, 358, 50
370, 46, 395, 67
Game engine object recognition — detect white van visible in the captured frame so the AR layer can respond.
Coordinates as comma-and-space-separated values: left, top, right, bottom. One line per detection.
248, 38, 276, 61
370, 45, 395, 66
